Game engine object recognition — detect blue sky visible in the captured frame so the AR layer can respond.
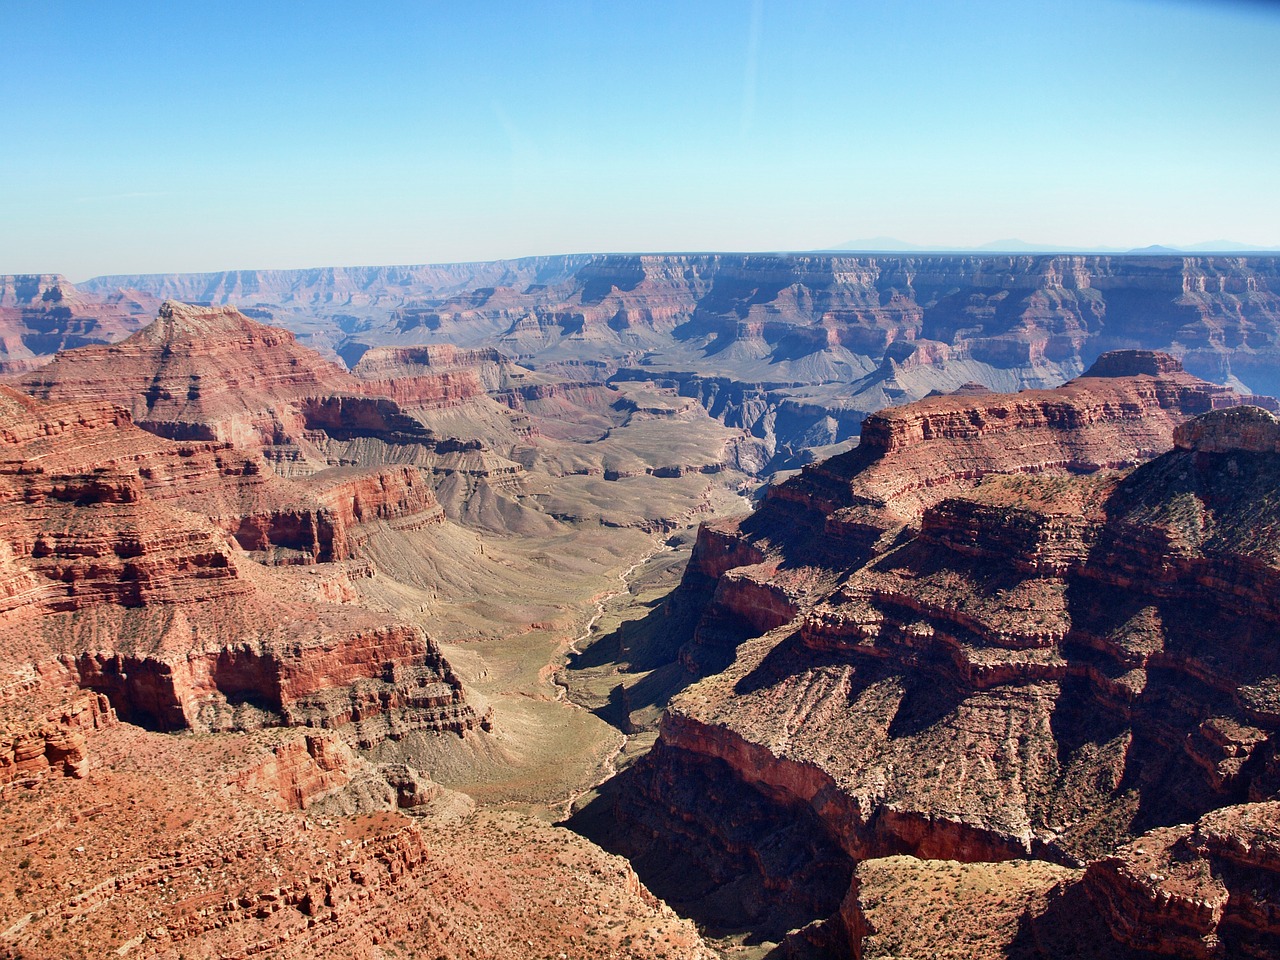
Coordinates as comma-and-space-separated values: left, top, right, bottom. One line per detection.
2, 0, 1278, 279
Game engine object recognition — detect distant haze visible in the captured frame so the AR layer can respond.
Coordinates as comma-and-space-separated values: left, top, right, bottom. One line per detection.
830, 238, 1280, 255
2, 0, 1278, 280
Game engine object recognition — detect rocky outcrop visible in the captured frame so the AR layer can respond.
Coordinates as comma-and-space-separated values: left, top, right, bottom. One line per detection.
1085, 802, 1280, 958
1174, 404, 1280, 455
16, 301, 380, 461
601, 354, 1280, 955
695, 351, 1272, 574
0, 383, 483, 750
14, 302, 546, 534
352, 343, 529, 406
0, 682, 116, 785
69, 622, 483, 741
0, 718, 713, 960
312, 465, 445, 535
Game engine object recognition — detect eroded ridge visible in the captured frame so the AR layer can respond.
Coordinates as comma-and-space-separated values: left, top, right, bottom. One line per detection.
605, 354, 1280, 957
0, 380, 485, 769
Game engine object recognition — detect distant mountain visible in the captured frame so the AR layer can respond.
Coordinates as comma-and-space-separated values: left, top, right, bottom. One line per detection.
972, 238, 1070, 252
1127, 244, 1184, 255
1181, 240, 1280, 253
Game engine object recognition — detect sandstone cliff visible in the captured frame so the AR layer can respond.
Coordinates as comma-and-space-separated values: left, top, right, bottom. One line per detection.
1084, 801, 1280, 958
0, 274, 153, 375
16, 302, 545, 532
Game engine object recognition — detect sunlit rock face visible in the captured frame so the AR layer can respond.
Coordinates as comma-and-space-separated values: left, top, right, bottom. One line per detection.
605, 353, 1280, 955
60, 254, 1280, 473
0, 376, 482, 748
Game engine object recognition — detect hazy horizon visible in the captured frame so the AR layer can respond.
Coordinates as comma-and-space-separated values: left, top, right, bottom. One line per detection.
44, 238, 1277, 288
4, 0, 1278, 280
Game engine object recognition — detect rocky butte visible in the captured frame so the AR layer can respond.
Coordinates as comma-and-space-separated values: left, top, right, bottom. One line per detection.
0, 274, 154, 376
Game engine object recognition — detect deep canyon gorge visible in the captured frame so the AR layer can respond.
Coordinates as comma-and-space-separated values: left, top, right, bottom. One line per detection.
2, 254, 1280, 959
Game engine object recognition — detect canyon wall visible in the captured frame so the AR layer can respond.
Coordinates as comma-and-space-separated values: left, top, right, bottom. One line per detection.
33, 254, 1277, 474
595, 354, 1280, 956
0, 379, 485, 756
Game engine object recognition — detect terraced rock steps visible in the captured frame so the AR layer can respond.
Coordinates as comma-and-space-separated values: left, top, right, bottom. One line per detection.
575, 353, 1280, 958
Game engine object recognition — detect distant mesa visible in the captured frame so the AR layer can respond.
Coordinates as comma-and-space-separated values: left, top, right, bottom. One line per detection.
923, 380, 991, 398
829, 238, 1280, 255
1082, 349, 1184, 378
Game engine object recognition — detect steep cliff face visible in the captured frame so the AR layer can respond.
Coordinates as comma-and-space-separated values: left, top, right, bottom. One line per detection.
1084, 801, 1280, 959
77, 256, 592, 308
17, 300, 372, 455
15, 302, 545, 531
602, 355, 1280, 955
0, 383, 483, 748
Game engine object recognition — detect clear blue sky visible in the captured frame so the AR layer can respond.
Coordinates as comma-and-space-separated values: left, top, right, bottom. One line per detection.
2, 0, 1278, 280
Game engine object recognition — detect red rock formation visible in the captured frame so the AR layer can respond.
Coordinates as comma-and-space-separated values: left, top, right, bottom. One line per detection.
16, 300, 373, 453
0, 681, 116, 785
0, 721, 713, 960
1085, 802, 1280, 958
230, 732, 358, 810
0, 383, 483, 748
690, 352, 1270, 581
351, 343, 527, 409
0, 274, 154, 375
606, 356, 1280, 955
15, 301, 549, 536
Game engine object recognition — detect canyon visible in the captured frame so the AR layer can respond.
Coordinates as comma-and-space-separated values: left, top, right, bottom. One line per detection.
9, 253, 1280, 474
0, 296, 750, 959
571, 355, 1280, 957
0, 253, 1279, 959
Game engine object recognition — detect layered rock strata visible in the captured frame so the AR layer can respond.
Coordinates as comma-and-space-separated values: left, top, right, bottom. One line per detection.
1084, 801, 1280, 958
72, 254, 1280, 473
606, 354, 1280, 955
0, 274, 153, 375
0, 721, 713, 960
0, 383, 483, 749
17, 301, 542, 526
